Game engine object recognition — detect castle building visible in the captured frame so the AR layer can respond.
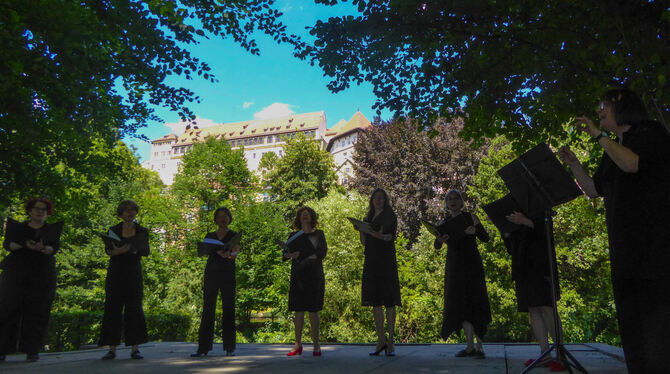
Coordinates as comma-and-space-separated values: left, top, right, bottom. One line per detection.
143, 111, 371, 186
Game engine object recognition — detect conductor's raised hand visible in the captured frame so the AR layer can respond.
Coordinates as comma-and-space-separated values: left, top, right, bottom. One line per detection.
573, 116, 600, 138
558, 146, 578, 165
465, 226, 476, 235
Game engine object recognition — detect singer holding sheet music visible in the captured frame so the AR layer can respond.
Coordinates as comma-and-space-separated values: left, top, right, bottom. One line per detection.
0, 198, 60, 362
284, 206, 327, 357
99, 200, 150, 360
434, 190, 490, 358
503, 211, 562, 370
191, 207, 240, 357
558, 88, 670, 373
359, 188, 401, 357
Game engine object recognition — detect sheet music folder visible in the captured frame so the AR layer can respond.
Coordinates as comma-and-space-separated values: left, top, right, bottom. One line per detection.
481, 194, 523, 235
497, 143, 582, 215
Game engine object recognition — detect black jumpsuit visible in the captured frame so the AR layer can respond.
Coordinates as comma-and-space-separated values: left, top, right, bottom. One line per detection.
196, 230, 238, 354
98, 222, 149, 347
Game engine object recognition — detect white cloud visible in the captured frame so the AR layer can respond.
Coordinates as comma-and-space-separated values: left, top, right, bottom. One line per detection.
243, 101, 254, 109
164, 116, 219, 134
253, 102, 297, 119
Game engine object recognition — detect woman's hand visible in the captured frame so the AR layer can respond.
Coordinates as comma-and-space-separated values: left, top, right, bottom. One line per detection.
506, 211, 534, 228
558, 146, 579, 165
464, 226, 476, 235
436, 234, 450, 244
8, 242, 22, 251
306, 254, 317, 260
285, 251, 300, 260
111, 243, 131, 255
573, 116, 601, 138
26, 239, 44, 251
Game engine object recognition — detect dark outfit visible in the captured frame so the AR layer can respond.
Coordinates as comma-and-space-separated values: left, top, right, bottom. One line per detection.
503, 215, 560, 312
434, 212, 491, 340
196, 230, 238, 354
285, 230, 327, 312
361, 209, 401, 307
592, 120, 670, 374
0, 222, 60, 356
98, 222, 149, 347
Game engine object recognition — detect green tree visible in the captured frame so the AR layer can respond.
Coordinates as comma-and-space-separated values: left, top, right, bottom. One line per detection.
351, 117, 487, 242
172, 136, 255, 213
263, 134, 340, 216
299, 1, 669, 145
0, 0, 298, 207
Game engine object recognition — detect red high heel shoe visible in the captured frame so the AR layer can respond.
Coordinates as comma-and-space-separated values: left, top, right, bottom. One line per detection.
286, 345, 303, 356
313, 350, 322, 357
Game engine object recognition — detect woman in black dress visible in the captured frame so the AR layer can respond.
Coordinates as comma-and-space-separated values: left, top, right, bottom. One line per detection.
504, 211, 562, 370
360, 188, 401, 356
434, 190, 490, 358
191, 207, 240, 357
99, 199, 150, 360
0, 198, 61, 362
284, 206, 327, 357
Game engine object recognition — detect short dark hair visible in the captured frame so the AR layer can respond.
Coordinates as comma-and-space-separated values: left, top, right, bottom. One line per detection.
213, 207, 233, 223
294, 206, 318, 230
601, 88, 649, 127
116, 199, 139, 216
25, 197, 54, 215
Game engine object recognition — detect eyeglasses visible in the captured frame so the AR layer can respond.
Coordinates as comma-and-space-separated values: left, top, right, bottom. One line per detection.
32, 207, 48, 212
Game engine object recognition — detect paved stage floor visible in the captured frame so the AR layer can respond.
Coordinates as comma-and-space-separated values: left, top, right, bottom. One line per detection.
0, 342, 627, 373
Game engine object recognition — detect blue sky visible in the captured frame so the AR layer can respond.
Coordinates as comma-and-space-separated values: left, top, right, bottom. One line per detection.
125, 0, 385, 162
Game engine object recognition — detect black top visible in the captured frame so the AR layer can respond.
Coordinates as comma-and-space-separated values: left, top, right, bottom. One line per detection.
204, 229, 238, 273
361, 208, 402, 307
2, 220, 62, 270
105, 222, 149, 265
593, 120, 670, 279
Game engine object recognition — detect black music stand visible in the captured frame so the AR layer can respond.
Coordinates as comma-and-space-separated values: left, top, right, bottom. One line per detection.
497, 143, 586, 374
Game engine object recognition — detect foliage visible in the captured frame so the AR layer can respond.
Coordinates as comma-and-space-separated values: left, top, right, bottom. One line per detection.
299, 0, 669, 147
47, 310, 191, 352
172, 136, 255, 212
351, 117, 487, 242
0, 0, 298, 208
263, 133, 340, 217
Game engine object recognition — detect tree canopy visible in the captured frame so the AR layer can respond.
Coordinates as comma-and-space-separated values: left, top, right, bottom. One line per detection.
0, 0, 296, 207
299, 0, 669, 145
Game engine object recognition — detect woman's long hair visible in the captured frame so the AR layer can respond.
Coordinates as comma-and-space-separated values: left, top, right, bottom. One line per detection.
365, 188, 393, 222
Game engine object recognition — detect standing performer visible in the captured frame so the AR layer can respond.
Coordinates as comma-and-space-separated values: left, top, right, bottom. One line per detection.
284, 206, 327, 357
191, 207, 240, 357
0, 198, 61, 362
504, 211, 563, 371
99, 200, 150, 360
360, 188, 401, 356
434, 190, 490, 358
558, 88, 670, 373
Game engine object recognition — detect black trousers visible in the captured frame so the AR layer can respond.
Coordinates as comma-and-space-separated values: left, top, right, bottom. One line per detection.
612, 276, 670, 374
99, 262, 148, 346
0, 267, 56, 355
197, 265, 236, 353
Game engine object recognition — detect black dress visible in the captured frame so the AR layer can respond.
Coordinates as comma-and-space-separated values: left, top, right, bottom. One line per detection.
592, 120, 670, 373
434, 212, 491, 340
197, 230, 237, 353
0, 221, 60, 355
285, 230, 327, 312
98, 222, 150, 347
361, 209, 401, 307
502, 215, 560, 312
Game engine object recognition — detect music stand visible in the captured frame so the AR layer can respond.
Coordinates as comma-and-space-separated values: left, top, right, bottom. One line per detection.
497, 143, 586, 374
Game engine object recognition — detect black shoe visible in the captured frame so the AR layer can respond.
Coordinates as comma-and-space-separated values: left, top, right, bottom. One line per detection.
26, 353, 39, 362
369, 343, 386, 356
225, 351, 235, 357
190, 352, 207, 358
130, 350, 143, 360
101, 350, 116, 360
455, 348, 475, 357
